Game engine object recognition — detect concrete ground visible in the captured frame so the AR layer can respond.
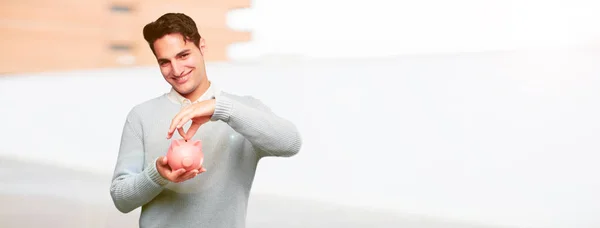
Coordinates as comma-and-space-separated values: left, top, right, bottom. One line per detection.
0, 156, 506, 228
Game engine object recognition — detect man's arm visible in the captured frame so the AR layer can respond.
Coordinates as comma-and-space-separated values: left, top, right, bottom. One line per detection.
210, 91, 302, 158
109, 109, 169, 213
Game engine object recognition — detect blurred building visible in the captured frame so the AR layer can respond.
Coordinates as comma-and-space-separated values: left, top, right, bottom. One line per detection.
0, 0, 251, 74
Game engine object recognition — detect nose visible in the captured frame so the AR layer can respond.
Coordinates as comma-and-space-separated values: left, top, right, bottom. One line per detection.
172, 62, 184, 76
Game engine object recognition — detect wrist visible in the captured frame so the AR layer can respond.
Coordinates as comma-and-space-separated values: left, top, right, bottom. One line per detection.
211, 95, 233, 122
145, 157, 170, 186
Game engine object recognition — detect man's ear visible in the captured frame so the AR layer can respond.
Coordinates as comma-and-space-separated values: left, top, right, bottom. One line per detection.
199, 37, 206, 56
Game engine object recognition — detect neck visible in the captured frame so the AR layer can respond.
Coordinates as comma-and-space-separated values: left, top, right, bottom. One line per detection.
184, 79, 210, 101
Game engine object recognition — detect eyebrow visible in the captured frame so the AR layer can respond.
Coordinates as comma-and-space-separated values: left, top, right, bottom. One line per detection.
157, 49, 191, 63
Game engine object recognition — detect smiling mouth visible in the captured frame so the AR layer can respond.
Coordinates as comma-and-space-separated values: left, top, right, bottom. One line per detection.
173, 70, 192, 84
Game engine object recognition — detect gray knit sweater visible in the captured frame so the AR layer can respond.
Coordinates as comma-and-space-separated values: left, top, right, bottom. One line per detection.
109, 90, 302, 228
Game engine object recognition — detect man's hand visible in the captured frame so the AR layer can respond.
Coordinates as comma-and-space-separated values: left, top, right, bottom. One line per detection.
156, 156, 206, 183
167, 99, 216, 140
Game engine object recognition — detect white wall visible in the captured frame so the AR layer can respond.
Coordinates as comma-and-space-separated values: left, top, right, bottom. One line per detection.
228, 0, 600, 59
1, 47, 599, 228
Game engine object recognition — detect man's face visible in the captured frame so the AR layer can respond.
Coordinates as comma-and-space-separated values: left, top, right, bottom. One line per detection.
153, 33, 206, 96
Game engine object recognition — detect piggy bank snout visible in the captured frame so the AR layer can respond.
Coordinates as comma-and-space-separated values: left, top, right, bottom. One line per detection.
169, 152, 202, 171
181, 157, 194, 168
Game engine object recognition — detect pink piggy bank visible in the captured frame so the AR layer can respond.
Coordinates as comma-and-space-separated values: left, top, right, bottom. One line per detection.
166, 139, 204, 171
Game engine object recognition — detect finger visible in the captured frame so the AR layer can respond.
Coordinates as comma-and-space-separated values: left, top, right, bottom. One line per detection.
156, 157, 168, 169
187, 117, 211, 140
174, 114, 194, 139
167, 117, 180, 138
169, 168, 187, 179
168, 109, 192, 138
174, 170, 199, 183
168, 112, 194, 139
178, 170, 199, 181
178, 114, 193, 129
177, 127, 186, 140
168, 118, 183, 138
155, 157, 167, 172
184, 121, 201, 140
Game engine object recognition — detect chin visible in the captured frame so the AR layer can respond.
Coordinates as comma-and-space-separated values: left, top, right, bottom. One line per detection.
174, 83, 197, 95
173, 86, 192, 95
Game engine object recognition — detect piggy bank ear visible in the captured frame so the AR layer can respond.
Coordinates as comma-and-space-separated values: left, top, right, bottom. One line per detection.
193, 141, 201, 147
172, 140, 182, 147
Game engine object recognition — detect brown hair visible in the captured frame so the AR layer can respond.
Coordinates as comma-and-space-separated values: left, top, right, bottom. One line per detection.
143, 13, 202, 54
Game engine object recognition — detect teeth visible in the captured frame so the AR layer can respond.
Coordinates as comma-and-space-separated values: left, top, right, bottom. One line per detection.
174, 75, 188, 82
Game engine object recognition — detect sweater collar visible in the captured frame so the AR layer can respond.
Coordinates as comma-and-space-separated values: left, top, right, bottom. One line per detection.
167, 81, 219, 106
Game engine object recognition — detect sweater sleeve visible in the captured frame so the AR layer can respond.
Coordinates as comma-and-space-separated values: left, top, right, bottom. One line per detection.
210, 91, 302, 158
110, 109, 170, 213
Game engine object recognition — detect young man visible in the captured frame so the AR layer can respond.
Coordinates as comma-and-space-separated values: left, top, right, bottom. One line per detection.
109, 13, 302, 228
